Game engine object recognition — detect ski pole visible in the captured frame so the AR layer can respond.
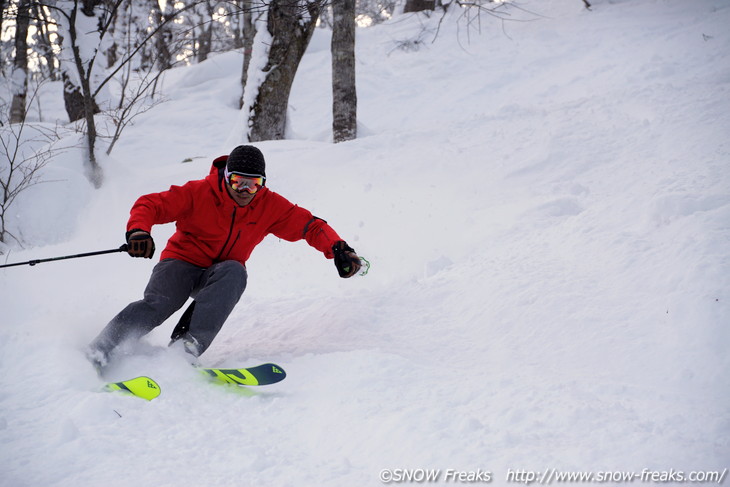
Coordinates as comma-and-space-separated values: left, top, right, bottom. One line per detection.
0, 244, 129, 269
358, 256, 371, 276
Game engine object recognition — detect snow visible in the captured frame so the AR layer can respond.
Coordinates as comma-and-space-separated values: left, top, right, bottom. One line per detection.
1, 1, 729, 486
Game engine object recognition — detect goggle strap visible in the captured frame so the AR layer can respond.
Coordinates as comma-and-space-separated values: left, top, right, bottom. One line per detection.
224, 168, 265, 182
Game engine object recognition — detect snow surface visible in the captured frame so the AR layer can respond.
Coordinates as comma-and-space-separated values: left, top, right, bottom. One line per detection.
1, 1, 729, 486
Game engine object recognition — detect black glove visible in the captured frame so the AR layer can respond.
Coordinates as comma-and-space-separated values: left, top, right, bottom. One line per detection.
125, 229, 155, 259
332, 241, 361, 278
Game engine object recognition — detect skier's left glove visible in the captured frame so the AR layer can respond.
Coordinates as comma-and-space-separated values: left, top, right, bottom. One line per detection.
332, 241, 361, 278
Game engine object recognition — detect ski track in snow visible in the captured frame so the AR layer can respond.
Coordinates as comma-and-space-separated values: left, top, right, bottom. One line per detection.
1, 1, 729, 486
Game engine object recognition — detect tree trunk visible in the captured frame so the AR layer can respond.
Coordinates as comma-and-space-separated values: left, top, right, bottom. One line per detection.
248, 0, 322, 142
153, 0, 174, 71
404, 0, 435, 13
59, 0, 104, 187
331, 0, 357, 143
104, 1, 119, 69
10, 0, 31, 124
0, 1, 6, 71
62, 71, 89, 122
230, 0, 244, 49
0, 0, 5, 38
197, 24, 213, 63
59, 4, 101, 123
239, 0, 254, 108
197, 1, 214, 63
34, 2, 59, 81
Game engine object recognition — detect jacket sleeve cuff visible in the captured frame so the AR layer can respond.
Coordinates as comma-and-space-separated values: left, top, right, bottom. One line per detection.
125, 227, 150, 239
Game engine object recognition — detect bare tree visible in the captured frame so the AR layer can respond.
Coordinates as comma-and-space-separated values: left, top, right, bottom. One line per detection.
150, 0, 175, 71
0, 90, 59, 248
0, 1, 7, 66
195, 0, 216, 63
51, 0, 108, 187
353, 0, 397, 26
1, 0, 5, 35
245, 0, 323, 142
33, 2, 60, 81
53, 0, 105, 123
9, 0, 31, 123
102, 59, 167, 155
331, 0, 356, 143
228, 0, 246, 49
43, 0, 201, 187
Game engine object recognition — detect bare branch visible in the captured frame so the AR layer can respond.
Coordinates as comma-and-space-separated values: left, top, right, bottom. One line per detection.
0, 83, 69, 248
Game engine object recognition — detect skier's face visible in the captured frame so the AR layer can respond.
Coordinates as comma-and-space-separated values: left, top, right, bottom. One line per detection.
224, 170, 264, 207
226, 183, 256, 206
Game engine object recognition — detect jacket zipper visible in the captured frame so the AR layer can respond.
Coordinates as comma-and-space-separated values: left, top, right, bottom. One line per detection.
214, 207, 238, 262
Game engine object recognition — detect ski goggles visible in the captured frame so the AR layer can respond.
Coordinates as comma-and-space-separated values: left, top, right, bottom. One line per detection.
225, 170, 265, 194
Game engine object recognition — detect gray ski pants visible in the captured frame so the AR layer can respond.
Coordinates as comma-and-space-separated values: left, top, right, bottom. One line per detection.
89, 258, 247, 358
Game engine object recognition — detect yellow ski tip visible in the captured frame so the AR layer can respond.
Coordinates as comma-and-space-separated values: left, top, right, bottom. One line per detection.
104, 376, 161, 401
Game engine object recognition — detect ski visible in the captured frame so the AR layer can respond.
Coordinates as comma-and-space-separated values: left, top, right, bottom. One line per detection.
198, 363, 286, 386
97, 364, 284, 400
102, 376, 161, 401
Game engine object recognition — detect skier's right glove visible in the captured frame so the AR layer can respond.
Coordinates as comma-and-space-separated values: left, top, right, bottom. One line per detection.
125, 229, 155, 259
332, 241, 361, 278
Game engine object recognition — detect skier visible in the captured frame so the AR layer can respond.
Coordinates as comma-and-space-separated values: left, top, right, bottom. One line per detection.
86, 145, 361, 369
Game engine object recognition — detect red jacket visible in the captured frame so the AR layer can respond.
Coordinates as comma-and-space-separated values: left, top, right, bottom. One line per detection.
127, 156, 342, 267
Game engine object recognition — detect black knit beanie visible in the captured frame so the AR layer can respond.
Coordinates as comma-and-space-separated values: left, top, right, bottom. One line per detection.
227, 145, 266, 177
